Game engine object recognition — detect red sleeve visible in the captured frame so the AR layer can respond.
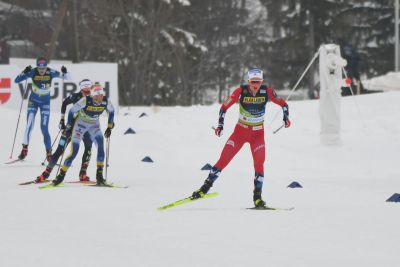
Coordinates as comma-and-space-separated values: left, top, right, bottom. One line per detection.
267, 87, 287, 107
221, 87, 241, 111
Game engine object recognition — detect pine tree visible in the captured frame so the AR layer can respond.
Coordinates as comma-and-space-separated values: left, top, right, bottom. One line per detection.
334, 0, 394, 77
261, 0, 346, 90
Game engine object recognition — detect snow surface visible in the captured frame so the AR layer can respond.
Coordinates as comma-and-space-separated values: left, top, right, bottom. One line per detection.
0, 92, 399, 267
363, 71, 400, 91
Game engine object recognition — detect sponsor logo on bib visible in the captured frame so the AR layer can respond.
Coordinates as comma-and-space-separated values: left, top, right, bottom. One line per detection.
242, 97, 265, 104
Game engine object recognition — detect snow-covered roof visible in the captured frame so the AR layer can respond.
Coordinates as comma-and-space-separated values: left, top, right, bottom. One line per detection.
0, 1, 51, 17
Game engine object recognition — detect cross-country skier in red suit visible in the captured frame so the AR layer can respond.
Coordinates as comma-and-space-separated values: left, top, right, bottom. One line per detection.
191, 68, 291, 208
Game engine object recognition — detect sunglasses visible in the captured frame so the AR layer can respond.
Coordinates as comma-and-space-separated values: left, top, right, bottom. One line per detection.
250, 80, 262, 84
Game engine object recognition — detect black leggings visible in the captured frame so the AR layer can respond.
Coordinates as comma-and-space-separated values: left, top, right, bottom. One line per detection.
47, 132, 92, 169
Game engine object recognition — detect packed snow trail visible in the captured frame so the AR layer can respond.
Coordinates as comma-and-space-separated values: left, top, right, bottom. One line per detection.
0, 92, 399, 267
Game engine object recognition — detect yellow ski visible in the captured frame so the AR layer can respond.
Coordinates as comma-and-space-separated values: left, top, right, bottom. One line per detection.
158, 192, 219, 211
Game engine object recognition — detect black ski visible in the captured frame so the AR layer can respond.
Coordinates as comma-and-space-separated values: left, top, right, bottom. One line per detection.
86, 183, 128, 189
4, 159, 23, 165
247, 206, 294, 211
66, 180, 96, 185
19, 179, 50, 185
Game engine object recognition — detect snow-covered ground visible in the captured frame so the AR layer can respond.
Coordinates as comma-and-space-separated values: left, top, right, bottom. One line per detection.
0, 91, 399, 267
363, 71, 400, 91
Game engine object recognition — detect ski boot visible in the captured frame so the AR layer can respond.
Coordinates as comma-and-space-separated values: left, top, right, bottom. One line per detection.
191, 180, 213, 199
96, 167, 107, 186
253, 189, 266, 208
79, 171, 90, 182
35, 168, 51, 183
46, 149, 52, 162
79, 163, 90, 181
52, 169, 66, 186
18, 144, 28, 160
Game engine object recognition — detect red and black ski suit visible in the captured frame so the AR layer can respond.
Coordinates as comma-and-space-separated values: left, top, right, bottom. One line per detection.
209, 84, 288, 187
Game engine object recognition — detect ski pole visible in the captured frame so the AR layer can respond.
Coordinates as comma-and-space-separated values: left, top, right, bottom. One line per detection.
9, 80, 28, 159
51, 75, 68, 171
272, 124, 285, 134
41, 129, 62, 166
341, 67, 367, 129
284, 50, 320, 102
105, 137, 110, 181
267, 50, 320, 130
54, 132, 70, 178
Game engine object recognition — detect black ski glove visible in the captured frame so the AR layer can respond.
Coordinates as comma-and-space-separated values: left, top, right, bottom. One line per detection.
104, 128, 112, 138
58, 118, 66, 130
63, 124, 72, 137
23, 65, 32, 74
215, 108, 226, 137
282, 104, 291, 128
104, 123, 114, 138
61, 65, 67, 74
215, 125, 223, 137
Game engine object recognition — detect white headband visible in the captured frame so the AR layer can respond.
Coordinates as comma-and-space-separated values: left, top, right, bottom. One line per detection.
91, 88, 105, 96
248, 69, 263, 80
79, 80, 93, 90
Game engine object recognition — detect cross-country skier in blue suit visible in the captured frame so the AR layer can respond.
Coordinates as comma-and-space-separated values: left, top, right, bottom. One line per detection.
14, 57, 70, 161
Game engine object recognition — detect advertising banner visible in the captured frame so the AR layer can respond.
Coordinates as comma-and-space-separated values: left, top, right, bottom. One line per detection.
0, 63, 118, 113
